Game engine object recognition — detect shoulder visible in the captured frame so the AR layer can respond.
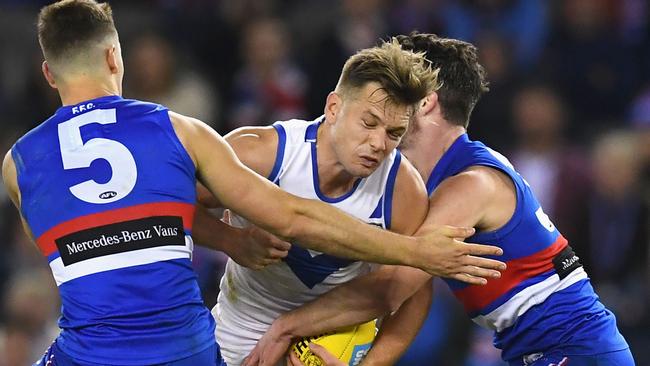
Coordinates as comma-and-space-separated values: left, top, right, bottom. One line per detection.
426, 165, 515, 230
168, 110, 208, 137
434, 166, 508, 203
167, 111, 211, 164
390, 155, 429, 235
224, 126, 279, 153
169, 111, 281, 177
224, 126, 280, 178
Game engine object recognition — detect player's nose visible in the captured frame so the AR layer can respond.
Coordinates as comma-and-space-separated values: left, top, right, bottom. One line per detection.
368, 130, 386, 152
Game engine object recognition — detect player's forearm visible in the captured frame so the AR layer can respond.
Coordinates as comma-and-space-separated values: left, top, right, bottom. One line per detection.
192, 204, 242, 253
287, 197, 417, 266
362, 279, 434, 366
274, 275, 393, 339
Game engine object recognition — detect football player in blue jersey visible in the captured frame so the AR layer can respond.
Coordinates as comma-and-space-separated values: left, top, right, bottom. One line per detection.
246, 33, 634, 366
1, 2, 503, 365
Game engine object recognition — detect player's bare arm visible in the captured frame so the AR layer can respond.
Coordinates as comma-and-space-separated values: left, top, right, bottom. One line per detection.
359, 166, 514, 365
196, 182, 221, 208
354, 156, 431, 365
2, 151, 20, 208
269, 165, 513, 329
169, 111, 476, 270
194, 126, 280, 211
223, 126, 280, 179
2, 151, 35, 241
244, 164, 510, 365
362, 278, 434, 366
192, 204, 291, 270
192, 121, 506, 281
191, 126, 291, 269
415, 165, 514, 283
420, 165, 516, 240
243, 158, 428, 366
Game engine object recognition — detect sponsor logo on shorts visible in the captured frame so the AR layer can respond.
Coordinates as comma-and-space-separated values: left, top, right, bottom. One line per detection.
55, 216, 185, 265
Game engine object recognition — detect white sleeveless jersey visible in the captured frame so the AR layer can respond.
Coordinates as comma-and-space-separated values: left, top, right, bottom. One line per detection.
212, 118, 401, 365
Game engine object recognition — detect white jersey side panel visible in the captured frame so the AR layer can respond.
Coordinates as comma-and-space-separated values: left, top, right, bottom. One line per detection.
213, 118, 400, 365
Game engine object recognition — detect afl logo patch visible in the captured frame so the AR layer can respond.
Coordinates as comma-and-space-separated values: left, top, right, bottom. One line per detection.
99, 191, 118, 200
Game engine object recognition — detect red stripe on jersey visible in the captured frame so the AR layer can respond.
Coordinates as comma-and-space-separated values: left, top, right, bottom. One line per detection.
36, 202, 195, 257
454, 235, 568, 313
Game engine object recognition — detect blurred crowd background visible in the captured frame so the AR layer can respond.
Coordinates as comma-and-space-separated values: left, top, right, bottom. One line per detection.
0, 0, 649, 365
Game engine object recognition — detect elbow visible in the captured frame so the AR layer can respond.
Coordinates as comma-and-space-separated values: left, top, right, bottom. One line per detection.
384, 294, 405, 313
273, 201, 303, 241
374, 273, 408, 313
365, 290, 401, 314
275, 218, 296, 242
275, 195, 315, 241
365, 286, 402, 314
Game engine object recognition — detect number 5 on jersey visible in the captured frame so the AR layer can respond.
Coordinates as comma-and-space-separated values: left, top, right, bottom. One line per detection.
57, 108, 137, 204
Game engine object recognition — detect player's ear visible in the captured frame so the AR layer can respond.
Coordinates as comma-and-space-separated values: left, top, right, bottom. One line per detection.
324, 92, 342, 124
418, 92, 438, 117
106, 44, 120, 75
41, 61, 57, 89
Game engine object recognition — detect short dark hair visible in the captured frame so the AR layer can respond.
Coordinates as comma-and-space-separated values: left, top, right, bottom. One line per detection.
336, 39, 440, 111
396, 32, 489, 128
38, 0, 117, 63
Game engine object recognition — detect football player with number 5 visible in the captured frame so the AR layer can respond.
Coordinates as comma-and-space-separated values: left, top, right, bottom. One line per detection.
2, 2, 505, 365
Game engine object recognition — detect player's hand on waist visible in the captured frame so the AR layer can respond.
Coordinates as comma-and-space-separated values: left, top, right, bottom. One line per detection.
414, 225, 506, 285
225, 210, 292, 270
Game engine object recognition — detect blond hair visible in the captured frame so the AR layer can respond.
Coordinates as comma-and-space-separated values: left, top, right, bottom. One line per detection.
335, 39, 441, 109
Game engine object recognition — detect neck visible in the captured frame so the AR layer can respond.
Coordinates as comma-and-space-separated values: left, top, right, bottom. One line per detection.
401, 119, 466, 183
316, 124, 358, 197
58, 75, 120, 106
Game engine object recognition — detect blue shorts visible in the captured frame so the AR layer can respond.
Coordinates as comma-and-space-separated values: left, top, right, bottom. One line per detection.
509, 348, 635, 366
34, 340, 226, 366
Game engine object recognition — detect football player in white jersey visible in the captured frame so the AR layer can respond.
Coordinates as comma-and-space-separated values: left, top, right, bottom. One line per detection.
194, 40, 506, 366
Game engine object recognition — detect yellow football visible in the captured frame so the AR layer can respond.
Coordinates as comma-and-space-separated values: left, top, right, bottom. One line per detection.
291, 320, 376, 366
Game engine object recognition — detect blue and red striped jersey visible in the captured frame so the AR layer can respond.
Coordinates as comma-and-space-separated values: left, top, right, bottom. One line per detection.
12, 95, 216, 365
426, 133, 628, 361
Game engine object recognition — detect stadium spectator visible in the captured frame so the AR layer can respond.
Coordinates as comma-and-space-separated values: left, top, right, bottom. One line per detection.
228, 18, 307, 129
126, 32, 220, 128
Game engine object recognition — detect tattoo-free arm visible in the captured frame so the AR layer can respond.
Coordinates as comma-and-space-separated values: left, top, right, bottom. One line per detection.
2, 150, 35, 242
362, 278, 434, 366
191, 126, 291, 269
243, 167, 510, 365
354, 156, 431, 365
170, 111, 460, 269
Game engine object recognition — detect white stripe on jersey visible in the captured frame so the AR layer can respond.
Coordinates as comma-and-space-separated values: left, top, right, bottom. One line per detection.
50, 235, 193, 285
473, 267, 588, 332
